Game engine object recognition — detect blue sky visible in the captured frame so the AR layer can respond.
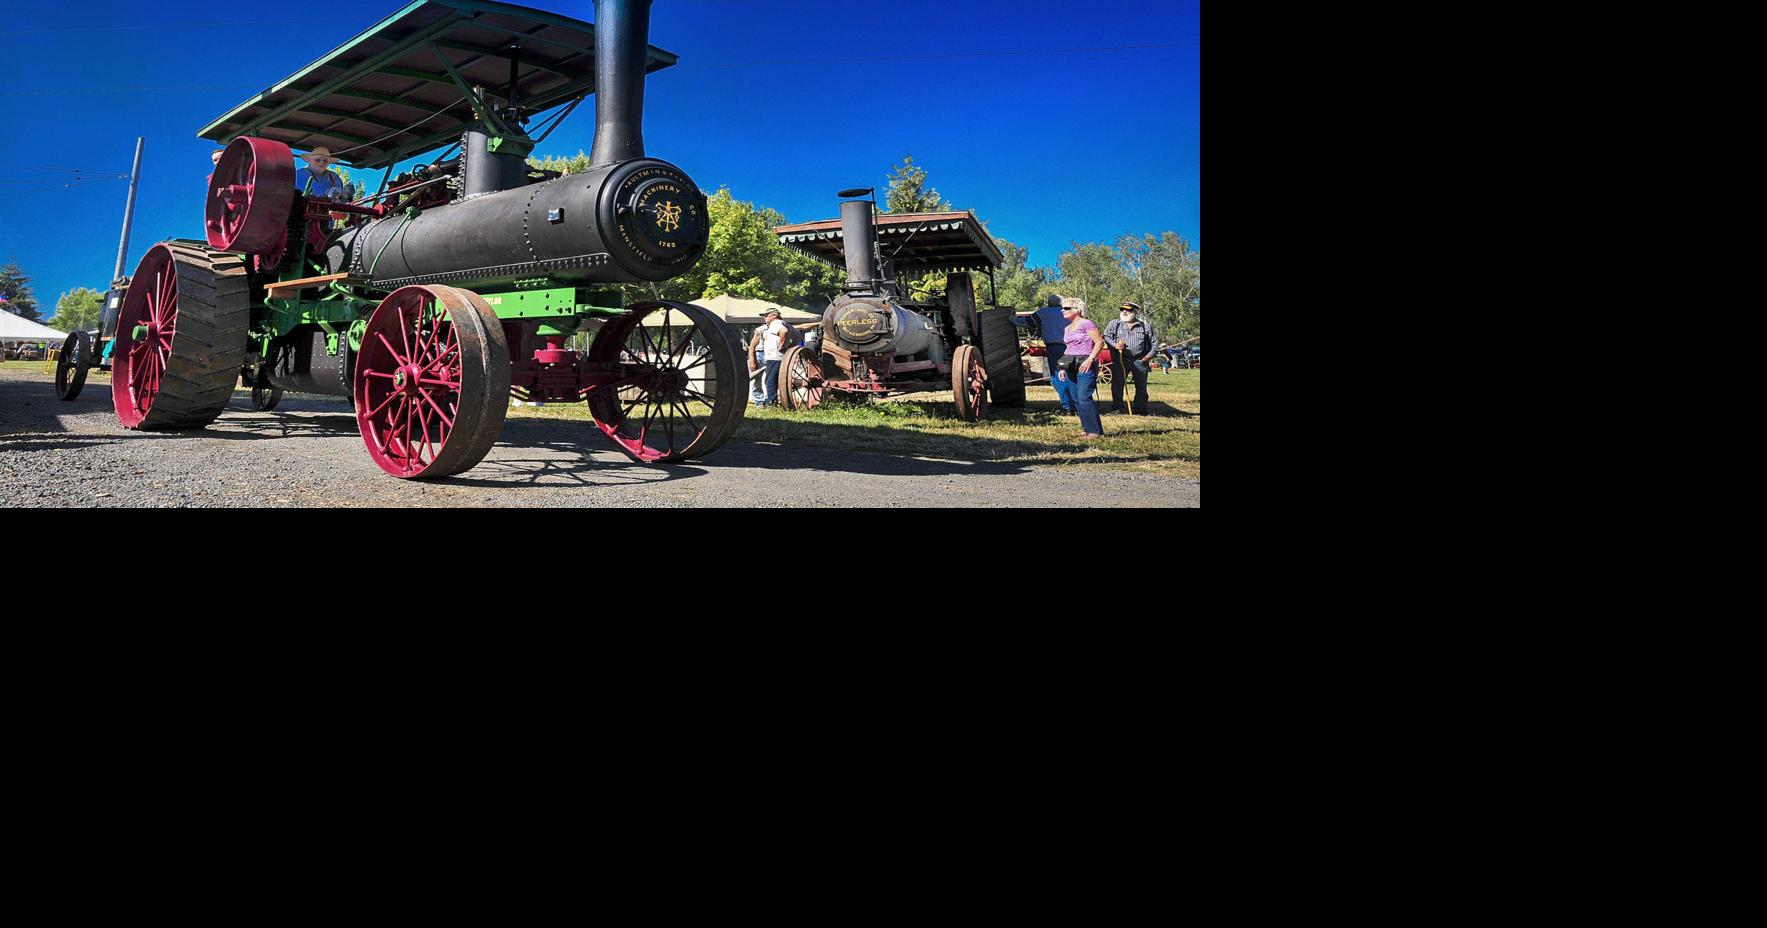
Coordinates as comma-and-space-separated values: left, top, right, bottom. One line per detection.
0, 0, 1199, 315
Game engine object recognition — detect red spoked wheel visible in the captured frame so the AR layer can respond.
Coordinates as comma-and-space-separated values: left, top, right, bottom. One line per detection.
952, 344, 988, 422
354, 285, 510, 479
588, 300, 746, 463
779, 345, 824, 411
112, 241, 250, 430
205, 137, 296, 255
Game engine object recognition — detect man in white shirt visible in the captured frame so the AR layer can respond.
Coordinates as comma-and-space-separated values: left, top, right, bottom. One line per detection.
745, 309, 792, 407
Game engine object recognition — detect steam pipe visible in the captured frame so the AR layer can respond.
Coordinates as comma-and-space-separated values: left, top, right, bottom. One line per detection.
589, 0, 652, 167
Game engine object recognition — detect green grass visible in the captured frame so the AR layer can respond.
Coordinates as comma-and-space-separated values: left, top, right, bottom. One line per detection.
512, 368, 1201, 478
0, 360, 1200, 478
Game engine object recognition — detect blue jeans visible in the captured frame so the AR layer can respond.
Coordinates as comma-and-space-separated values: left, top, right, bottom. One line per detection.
1067, 366, 1103, 435
1047, 351, 1074, 413
1111, 356, 1151, 414
749, 358, 767, 404
763, 359, 781, 406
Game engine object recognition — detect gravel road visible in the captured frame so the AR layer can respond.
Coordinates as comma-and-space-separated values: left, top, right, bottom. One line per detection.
0, 368, 1199, 507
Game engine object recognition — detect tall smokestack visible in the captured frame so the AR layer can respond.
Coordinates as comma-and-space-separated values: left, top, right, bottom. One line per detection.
840, 199, 879, 293
589, 0, 652, 167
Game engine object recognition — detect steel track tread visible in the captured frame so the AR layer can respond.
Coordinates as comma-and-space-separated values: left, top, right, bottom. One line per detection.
133, 243, 252, 431
977, 308, 1026, 408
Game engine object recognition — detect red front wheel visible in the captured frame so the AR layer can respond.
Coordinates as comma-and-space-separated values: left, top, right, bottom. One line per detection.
354, 285, 509, 479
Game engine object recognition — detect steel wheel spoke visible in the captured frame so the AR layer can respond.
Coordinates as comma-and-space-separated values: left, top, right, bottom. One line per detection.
417, 389, 456, 430
376, 332, 409, 367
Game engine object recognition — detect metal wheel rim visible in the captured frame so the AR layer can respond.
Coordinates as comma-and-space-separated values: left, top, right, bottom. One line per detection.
588, 300, 744, 463
784, 346, 823, 411
111, 248, 177, 427
354, 285, 506, 479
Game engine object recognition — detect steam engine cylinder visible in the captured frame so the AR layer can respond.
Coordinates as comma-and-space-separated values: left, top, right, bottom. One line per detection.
325, 157, 708, 290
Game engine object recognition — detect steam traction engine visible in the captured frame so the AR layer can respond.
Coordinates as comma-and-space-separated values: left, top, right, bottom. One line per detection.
772, 193, 1025, 420
111, 0, 743, 478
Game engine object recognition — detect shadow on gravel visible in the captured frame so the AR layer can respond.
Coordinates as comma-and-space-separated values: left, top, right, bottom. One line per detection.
443, 452, 704, 489
0, 437, 126, 453
0, 380, 82, 434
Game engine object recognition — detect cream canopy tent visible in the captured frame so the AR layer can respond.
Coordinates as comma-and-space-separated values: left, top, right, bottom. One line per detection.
0, 310, 68, 344
638, 293, 819, 328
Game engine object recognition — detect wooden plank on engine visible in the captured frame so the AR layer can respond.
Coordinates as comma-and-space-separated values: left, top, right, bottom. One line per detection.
263, 273, 359, 294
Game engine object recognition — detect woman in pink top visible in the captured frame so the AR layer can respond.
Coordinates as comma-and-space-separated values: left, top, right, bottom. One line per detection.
1057, 298, 1105, 437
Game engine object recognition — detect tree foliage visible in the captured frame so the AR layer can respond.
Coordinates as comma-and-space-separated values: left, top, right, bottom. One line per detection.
0, 262, 42, 321
50, 287, 104, 332
527, 150, 593, 176
884, 155, 951, 214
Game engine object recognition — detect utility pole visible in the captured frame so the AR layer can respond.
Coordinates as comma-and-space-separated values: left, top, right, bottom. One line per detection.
112, 137, 145, 286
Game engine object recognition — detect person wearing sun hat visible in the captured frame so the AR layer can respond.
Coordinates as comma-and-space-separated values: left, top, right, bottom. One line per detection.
294, 147, 347, 200
1102, 300, 1157, 415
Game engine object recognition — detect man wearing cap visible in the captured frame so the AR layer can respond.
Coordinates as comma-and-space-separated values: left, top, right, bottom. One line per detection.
1102, 301, 1157, 415
746, 308, 792, 407
294, 148, 347, 200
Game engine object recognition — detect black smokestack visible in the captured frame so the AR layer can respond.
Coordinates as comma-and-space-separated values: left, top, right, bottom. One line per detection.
840, 199, 879, 293
590, 0, 651, 167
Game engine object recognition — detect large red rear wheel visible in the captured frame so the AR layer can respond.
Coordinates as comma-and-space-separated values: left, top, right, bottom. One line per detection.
111, 241, 250, 430
205, 137, 295, 255
588, 301, 745, 463
354, 285, 510, 479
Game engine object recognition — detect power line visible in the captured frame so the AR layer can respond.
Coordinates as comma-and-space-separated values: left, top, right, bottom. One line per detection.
0, 42, 1195, 96
0, 160, 129, 175
700, 42, 1197, 70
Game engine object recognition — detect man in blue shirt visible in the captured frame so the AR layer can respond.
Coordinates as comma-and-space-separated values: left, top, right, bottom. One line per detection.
294, 147, 347, 200
1034, 294, 1074, 414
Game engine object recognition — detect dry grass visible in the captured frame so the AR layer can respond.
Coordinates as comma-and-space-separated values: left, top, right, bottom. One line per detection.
512, 369, 1201, 479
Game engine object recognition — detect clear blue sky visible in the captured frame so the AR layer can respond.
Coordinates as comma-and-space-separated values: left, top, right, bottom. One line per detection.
0, 0, 1199, 314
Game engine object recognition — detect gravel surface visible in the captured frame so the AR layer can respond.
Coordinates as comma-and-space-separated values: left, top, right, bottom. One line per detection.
0, 368, 1199, 507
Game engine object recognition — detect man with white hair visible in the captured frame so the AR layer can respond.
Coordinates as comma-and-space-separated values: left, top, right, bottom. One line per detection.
294, 147, 347, 200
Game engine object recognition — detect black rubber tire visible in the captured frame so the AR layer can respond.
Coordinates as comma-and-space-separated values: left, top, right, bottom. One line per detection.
114, 240, 250, 431
976, 307, 1026, 408
251, 369, 283, 411
56, 330, 91, 401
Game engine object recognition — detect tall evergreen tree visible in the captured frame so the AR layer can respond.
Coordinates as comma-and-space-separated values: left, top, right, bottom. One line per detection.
0, 262, 43, 321
884, 156, 952, 214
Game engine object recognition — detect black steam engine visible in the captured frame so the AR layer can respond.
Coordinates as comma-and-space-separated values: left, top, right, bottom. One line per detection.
773, 191, 1026, 420
106, 0, 747, 479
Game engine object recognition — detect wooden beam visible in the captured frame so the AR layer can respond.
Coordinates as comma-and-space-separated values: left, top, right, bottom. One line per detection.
264, 273, 359, 294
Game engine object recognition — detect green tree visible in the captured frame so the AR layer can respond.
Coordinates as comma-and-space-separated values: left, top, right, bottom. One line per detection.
50, 287, 104, 332
0, 261, 42, 321
1037, 234, 1200, 342
884, 155, 952, 214
989, 238, 1053, 311
527, 150, 592, 175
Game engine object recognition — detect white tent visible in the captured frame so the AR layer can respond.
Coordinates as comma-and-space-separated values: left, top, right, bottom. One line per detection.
0, 310, 68, 344
639, 293, 819, 328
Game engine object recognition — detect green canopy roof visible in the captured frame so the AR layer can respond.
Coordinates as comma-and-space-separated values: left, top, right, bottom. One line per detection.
198, 0, 678, 169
